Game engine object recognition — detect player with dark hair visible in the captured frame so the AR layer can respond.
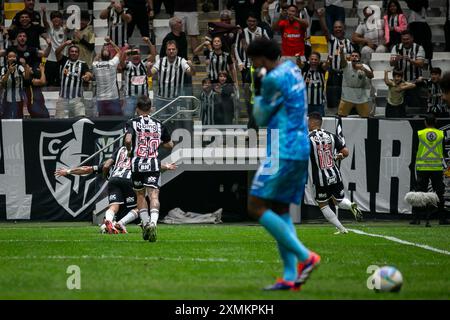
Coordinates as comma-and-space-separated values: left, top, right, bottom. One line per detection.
308, 112, 363, 234
125, 95, 174, 242
246, 38, 320, 291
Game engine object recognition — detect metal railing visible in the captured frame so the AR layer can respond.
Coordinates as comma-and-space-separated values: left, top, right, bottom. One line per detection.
78, 95, 200, 166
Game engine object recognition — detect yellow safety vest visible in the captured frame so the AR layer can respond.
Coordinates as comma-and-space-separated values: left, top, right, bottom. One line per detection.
416, 128, 444, 171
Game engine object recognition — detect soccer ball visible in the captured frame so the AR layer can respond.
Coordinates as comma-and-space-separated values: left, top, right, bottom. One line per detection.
373, 266, 403, 292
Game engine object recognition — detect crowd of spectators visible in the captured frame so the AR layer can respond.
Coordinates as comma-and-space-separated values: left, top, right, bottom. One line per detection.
0, 0, 450, 122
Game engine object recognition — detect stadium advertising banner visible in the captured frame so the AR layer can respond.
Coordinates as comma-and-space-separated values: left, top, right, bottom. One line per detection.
1, 117, 450, 221
0, 118, 125, 221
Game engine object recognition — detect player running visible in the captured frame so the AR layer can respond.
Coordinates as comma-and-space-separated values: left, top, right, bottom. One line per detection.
55, 145, 176, 234
125, 95, 174, 242
307, 112, 363, 234
246, 38, 320, 291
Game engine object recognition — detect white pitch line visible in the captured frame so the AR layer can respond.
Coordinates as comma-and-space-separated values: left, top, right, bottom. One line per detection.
0, 254, 273, 264
348, 228, 450, 256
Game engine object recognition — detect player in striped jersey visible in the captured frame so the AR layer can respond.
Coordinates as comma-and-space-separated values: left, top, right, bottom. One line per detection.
55, 145, 176, 234
99, 0, 132, 49
55, 40, 93, 118
125, 95, 174, 242
121, 37, 155, 116
308, 112, 362, 234
0, 51, 31, 119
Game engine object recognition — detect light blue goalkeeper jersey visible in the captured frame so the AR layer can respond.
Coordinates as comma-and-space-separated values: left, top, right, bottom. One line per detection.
253, 60, 310, 161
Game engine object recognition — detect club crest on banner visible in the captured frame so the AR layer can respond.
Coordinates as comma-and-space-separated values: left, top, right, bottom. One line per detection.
39, 118, 124, 217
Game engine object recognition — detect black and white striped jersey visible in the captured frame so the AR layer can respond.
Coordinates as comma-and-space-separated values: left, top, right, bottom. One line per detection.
309, 129, 345, 187
126, 115, 171, 173
426, 80, 448, 114
391, 43, 425, 81
124, 60, 148, 97
204, 49, 233, 82
95, 146, 132, 180
234, 27, 270, 69
328, 35, 353, 71
302, 62, 326, 105
0, 65, 25, 102
107, 7, 128, 47
152, 56, 190, 99
200, 90, 216, 125
59, 56, 89, 99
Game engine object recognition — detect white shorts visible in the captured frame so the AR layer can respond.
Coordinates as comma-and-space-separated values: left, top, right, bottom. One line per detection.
174, 11, 199, 36
55, 97, 86, 118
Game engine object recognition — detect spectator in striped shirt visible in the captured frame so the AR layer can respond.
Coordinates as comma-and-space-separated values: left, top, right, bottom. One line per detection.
235, 13, 270, 84
195, 36, 238, 85
200, 78, 216, 125
100, 0, 132, 51
150, 40, 194, 111
121, 38, 155, 117
299, 51, 329, 116
0, 51, 31, 119
390, 30, 426, 113
55, 40, 93, 118
317, 8, 354, 113
92, 37, 122, 116
418, 68, 450, 117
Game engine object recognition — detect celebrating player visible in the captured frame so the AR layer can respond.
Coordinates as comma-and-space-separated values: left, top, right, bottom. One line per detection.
55, 145, 176, 234
246, 38, 320, 291
125, 95, 174, 242
308, 112, 363, 234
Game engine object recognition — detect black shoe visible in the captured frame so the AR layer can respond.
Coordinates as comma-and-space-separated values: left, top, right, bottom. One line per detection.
193, 55, 201, 65
410, 220, 420, 225
439, 220, 450, 225
425, 222, 431, 227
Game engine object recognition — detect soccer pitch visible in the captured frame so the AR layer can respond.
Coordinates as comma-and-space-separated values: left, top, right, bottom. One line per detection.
0, 222, 448, 300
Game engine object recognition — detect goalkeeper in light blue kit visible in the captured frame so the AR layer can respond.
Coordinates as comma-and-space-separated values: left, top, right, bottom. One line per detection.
247, 38, 320, 291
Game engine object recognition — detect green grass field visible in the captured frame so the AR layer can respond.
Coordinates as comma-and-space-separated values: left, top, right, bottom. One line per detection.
0, 221, 449, 300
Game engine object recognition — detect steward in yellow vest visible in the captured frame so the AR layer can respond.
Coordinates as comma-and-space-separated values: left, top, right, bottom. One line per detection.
411, 114, 449, 226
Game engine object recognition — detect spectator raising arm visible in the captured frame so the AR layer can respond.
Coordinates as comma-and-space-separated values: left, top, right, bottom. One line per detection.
55, 40, 72, 61
317, 7, 331, 41
39, 37, 52, 58
142, 37, 156, 62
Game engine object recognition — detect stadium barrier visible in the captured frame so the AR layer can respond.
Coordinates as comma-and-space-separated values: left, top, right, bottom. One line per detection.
1, 117, 450, 221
